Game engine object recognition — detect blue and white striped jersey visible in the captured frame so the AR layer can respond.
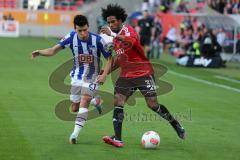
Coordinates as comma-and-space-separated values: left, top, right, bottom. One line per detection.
58, 31, 111, 82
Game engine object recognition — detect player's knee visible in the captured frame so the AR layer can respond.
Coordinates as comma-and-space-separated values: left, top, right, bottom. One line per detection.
146, 97, 158, 109
80, 95, 92, 107
114, 99, 124, 106
114, 94, 126, 106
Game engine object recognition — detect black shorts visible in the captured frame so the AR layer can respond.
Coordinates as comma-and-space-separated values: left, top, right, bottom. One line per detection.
140, 35, 151, 46
114, 75, 157, 98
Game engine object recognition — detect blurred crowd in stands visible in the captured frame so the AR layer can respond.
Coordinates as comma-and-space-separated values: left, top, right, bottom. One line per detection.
1, 13, 14, 21
130, 0, 228, 59
0, 0, 97, 11
54, 0, 96, 11
141, 0, 206, 14
164, 17, 226, 59
208, 0, 240, 14
0, 0, 16, 9
0, 0, 238, 60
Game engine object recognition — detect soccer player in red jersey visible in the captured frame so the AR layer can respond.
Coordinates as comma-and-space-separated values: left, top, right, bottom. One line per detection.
100, 4, 185, 148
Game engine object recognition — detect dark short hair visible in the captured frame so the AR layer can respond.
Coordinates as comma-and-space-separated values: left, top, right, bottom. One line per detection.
73, 15, 89, 28
101, 4, 128, 22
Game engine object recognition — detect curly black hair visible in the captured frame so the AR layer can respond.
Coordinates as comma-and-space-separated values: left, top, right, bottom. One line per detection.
102, 4, 128, 22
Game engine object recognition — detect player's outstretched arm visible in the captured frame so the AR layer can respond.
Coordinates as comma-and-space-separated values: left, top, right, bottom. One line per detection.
31, 44, 62, 59
96, 56, 113, 84
108, 56, 119, 74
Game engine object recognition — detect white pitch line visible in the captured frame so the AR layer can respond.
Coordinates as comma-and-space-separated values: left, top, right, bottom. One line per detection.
168, 70, 240, 93
215, 75, 240, 84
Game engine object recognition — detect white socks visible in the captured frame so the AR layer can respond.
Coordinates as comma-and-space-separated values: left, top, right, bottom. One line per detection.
72, 107, 88, 138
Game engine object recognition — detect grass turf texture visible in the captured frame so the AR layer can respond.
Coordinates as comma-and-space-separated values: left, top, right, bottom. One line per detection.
0, 37, 240, 160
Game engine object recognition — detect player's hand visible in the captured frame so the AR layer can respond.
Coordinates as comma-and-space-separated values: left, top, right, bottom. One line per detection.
100, 27, 111, 36
96, 75, 106, 85
31, 50, 40, 59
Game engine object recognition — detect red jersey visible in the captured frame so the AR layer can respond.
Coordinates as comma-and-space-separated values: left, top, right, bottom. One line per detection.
113, 25, 153, 78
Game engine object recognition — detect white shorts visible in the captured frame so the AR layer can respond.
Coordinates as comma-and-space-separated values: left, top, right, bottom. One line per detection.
70, 78, 99, 103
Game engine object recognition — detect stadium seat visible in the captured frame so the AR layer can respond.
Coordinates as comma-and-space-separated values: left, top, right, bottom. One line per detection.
1, 0, 16, 8
70, 5, 77, 11
53, 0, 97, 11
76, 0, 83, 7
54, 5, 61, 10
0, 1, 3, 8
61, 5, 69, 11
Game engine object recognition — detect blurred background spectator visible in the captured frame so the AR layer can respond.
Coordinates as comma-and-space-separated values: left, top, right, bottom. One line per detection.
3, 13, 14, 21
0, 0, 239, 62
137, 9, 155, 59
0, 0, 97, 11
208, 0, 240, 15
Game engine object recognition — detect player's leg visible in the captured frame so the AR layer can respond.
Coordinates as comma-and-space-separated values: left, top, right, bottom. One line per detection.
71, 97, 101, 113
113, 93, 127, 141
103, 77, 133, 147
138, 75, 186, 139
71, 102, 80, 112
69, 82, 97, 144
146, 37, 152, 59
156, 37, 162, 59
90, 95, 103, 114
141, 36, 151, 59
69, 84, 82, 144
70, 82, 81, 112
113, 77, 132, 143
146, 44, 151, 59
90, 70, 104, 114
71, 69, 101, 114
69, 94, 92, 144
151, 39, 156, 59
103, 93, 128, 147
145, 96, 185, 139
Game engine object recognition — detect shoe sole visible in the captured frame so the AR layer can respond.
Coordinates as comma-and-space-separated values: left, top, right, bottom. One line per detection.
112, 142, 124, 148
103, 137, 124, 148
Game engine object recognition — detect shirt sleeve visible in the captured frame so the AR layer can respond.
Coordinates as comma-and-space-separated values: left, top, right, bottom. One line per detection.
98, 37, 112, 59
58, 33, 72, 49
120, 26, 138, 45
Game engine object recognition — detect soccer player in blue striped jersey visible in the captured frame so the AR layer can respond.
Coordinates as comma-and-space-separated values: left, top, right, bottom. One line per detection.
31, 15, 112, 144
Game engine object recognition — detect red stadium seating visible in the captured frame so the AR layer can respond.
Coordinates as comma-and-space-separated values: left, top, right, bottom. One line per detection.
75, 0, 83, 7
0, 0, 16, 8
70, 5, 77, 11
61, 5, 69, 11
54, 5, 62, 10
53, 0, 95, 11
0, 1, 4, 8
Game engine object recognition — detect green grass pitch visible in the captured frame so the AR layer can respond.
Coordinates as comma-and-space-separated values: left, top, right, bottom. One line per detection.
0, 37, 240, 160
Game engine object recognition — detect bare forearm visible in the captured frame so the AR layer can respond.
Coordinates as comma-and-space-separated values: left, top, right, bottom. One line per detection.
38, 48, 57, 56
102, 56, 113, 76
108, 58, 119, 74
32, 44, 62, 59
